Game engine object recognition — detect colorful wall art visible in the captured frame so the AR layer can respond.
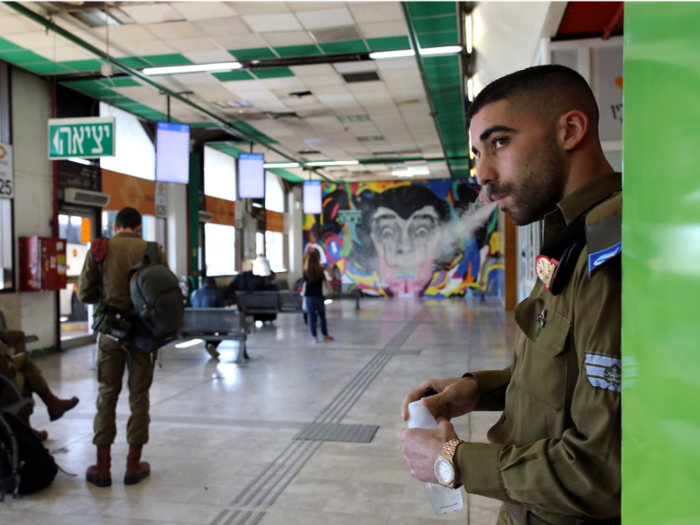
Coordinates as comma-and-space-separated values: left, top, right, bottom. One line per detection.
303, 179, 503, 299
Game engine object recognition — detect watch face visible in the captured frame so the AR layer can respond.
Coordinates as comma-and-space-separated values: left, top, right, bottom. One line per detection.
435, 458, 454, 484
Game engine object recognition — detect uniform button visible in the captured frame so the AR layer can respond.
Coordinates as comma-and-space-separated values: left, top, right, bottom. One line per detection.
500, 415, 506, 423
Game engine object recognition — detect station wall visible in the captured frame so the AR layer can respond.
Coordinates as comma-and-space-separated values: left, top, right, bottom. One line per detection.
303, 179, 503, 299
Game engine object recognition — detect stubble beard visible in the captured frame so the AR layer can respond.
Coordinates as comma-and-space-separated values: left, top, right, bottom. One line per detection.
490, 139, 565, 226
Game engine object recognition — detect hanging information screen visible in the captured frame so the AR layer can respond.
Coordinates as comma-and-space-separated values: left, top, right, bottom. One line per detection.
238, 153, 265, 198
156, 122, 190, 184
303, 181, 322, 214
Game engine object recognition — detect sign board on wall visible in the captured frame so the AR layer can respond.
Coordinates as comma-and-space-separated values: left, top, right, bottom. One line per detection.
0, 142, 13, 199
205, 195, 236, 227
49, 117, 115, 159
101, 169, 155, 215
155, 181, 167, 218
57, 160, 101, 192
266, 210, 285, 233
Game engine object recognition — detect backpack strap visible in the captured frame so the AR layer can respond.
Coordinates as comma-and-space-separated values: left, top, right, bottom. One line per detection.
0, 413, 20, 501
89, 238, 109, 303
129, 242, 159, 281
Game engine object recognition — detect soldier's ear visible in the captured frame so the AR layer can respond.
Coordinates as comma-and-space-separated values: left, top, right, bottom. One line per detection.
558, 110, 588, 152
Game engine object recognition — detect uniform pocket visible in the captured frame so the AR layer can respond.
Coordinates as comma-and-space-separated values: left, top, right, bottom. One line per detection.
515, 299, 571, 412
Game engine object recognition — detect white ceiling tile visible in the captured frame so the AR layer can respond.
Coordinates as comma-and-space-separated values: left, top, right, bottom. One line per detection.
5, 32, 72, 50
222, 79, 266, 92
193, 17, 250, 36
144, 21, 205, 40
347, 82, 390, 94
288, 2, 345, 13
32, 46, 94, 62
0, 14, 41, 35
289, 64, 336, 77
242, 14, 303, 33
332, 61, 377, 74
166, 37, 222, 53
92, 24, 157, 44
280, 96, 322, 109
359, 21, 407, 39
317, 93, 356, 104
349, 2, 403, 24
182, 49, 233, 64
122, 40, 176, 56
187, 84, 238, 100
228, 2, 291, 16
312, 85, 350, 96
120, 4, 185, 25
171, 2, 237, 21
300, 75, 344, 87
376, 57, 418, 71
380, 69, 421, 82
296, 8, 354, 30
169, 72, 220, 85
261, 31, 315, 47
259, 77, 305, 90
212, 34, 269, 50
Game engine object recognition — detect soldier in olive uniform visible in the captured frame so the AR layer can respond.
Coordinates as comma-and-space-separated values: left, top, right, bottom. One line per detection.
399, 65, 622, 524
78, 207, 168, 487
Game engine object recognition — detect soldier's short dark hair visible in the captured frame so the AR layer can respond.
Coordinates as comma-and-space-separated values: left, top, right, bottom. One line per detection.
204, 277, 217, 288
467, 65, 599, 132
115, 207, 142, 230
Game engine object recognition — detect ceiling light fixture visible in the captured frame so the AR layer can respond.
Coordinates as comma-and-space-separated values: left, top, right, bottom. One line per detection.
306, 160, 359, 167
68, 157, 92, 166
263, 162, 300, 169
391, 170, 417, 177
465, 14, 473, 54
467, 77, 475, 102
369, 46, 462, 60
143, 62, 241, 76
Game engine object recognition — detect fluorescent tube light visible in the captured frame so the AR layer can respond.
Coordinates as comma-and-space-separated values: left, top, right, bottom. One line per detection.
263, 162, 300, 168
393, 168, 430, 177
465, 14, 473, 54
175, 339, 204, 348
369, 46, 462, 60
467, 77, 475, 102
306, 160, 359, 167
252, 203, 263, 208
143, 62, 241, 76
68, 157, 92, 166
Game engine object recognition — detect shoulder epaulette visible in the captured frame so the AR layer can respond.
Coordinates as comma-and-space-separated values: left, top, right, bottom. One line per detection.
585, 192, 622, 276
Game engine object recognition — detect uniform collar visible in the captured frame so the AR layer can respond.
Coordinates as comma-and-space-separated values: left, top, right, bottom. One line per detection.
542, 172, 621, 243
113, 231, 142, 238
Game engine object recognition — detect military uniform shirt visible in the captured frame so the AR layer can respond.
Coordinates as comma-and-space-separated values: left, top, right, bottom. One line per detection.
458, 173, 622, 521
77, 232, 168, 311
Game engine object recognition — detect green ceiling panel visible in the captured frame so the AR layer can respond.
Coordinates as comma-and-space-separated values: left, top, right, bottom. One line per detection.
107, 77, 141, 88
409, 2, 457, 18
0, 49, 49, 65
189, 122, 214, 128
22, 62, 73, 75
228, 47, 277, 61
274, 45, 322, 58
0, 38, 22, 51
61, 79, 115, 98
61, 59, 103, 72
252, 67, 295, 79
319, 40, 368, 54
366, 36, 410, 51
413, 15, 458, 34
212, 70, 255, 82
119, 57, 151, 69
143, 54, 193, 67
418, 31, 460, 48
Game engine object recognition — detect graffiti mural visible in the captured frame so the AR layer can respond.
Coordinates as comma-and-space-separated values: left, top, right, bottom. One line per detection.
303, 180, 503, 299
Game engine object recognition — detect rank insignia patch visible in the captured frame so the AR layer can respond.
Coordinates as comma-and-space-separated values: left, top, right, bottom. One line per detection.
536, 255, 559, 291
585, 353, 622, 392
588, 242, 622, 274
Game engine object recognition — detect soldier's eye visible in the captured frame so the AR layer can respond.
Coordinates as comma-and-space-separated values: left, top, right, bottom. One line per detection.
493, 137, 508, 150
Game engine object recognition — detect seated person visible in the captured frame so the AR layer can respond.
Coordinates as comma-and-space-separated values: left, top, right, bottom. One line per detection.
0, 341, 79, 441
0, 328, 28, 357
190, 277, 225, 359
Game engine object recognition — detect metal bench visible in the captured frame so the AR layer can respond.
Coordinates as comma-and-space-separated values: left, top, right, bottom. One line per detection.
0, 374, 34, 416
277, 291, 303, 313
0, 311, 39, 351
179, 308, 249, 363
235, 291, 304, 315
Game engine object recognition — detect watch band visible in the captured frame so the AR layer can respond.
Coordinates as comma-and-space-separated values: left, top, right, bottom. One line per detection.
441, 439, 463, 458
435, 439, 464, 489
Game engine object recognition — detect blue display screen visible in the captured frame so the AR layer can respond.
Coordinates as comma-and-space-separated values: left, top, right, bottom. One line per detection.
238, 153, 265, 199
303, 181, 323, 214
156, 122, 190, 184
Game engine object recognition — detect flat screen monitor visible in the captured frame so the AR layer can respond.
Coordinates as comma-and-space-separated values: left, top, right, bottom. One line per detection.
303, 181, 323, 214
156, 122, 190, 184
238, 153, 265, 199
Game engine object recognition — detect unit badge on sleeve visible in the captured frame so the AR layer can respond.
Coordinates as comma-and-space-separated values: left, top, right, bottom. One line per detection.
535, 255, 559, 291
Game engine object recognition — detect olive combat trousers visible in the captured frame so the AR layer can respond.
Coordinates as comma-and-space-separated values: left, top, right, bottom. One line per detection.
0, 352, 49, 418
0, 330, 27, 357
93, 334, 157, 446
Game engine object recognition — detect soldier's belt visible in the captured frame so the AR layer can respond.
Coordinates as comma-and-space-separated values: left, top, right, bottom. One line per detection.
504, 503, 620, 525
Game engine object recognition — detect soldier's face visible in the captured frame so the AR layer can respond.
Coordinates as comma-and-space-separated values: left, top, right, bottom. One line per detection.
470, 99, 565, 226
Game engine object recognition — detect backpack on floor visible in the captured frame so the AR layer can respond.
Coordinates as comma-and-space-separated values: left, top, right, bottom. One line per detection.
128, 242, 185, 353
0, 412, 57, 500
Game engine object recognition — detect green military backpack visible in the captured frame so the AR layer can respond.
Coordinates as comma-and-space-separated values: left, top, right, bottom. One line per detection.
128, 242, 184, 353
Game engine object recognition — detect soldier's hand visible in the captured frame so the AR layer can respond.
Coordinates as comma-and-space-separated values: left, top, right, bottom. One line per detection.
398, 417, 458, 483
401, 377, 480, 422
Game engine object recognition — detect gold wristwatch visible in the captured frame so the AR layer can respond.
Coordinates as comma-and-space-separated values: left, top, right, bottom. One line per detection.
434, 439, 464, 489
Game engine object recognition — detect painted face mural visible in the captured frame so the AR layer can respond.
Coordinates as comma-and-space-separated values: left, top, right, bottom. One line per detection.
303, 180, 503, 298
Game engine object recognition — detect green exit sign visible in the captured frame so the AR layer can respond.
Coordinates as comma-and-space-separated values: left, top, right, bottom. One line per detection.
337, 210, 362, 224
48, 117, 116, 159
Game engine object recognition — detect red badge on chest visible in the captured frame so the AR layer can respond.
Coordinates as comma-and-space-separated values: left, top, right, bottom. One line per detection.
535, 255, 559, 291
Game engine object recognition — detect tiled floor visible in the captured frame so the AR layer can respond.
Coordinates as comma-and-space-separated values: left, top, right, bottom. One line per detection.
1, 298, 514, 525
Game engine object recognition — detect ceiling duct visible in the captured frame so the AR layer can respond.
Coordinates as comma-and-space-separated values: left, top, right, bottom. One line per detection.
342, 72, 380, 83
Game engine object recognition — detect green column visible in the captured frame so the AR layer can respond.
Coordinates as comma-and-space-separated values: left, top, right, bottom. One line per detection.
188, 152, 201, 292
623, 3, 700, 523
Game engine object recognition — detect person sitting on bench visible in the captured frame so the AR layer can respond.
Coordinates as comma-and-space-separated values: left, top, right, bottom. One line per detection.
190, 277, 226, 359
0, 339, 79, 441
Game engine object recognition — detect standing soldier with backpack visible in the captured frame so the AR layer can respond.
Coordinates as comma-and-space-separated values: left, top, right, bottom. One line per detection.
78, 207, 181, 488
